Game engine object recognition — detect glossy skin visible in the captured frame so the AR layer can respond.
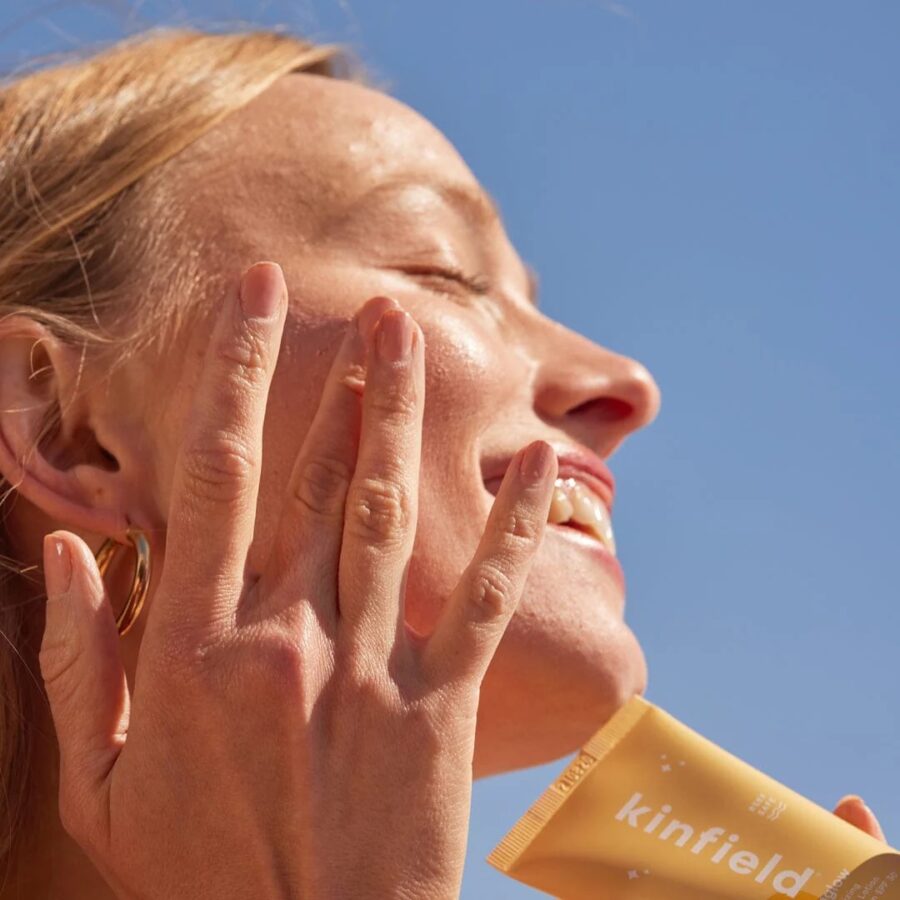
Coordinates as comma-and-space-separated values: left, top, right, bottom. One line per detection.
0, 73, 886, 896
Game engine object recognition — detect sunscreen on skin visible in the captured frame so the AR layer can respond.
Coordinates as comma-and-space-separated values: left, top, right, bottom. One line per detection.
488, 697, 899, 899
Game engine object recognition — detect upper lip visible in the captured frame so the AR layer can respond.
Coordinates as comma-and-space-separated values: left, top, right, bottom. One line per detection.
481, 441, 616, 512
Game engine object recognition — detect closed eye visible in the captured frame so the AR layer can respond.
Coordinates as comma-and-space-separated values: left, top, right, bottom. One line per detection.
402, 264, 492, 297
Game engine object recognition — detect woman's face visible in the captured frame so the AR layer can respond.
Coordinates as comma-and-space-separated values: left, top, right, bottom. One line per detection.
136, 73, 661, 775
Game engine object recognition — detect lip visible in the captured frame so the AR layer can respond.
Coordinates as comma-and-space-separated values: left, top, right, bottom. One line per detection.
481, 441, 624, 593
481, 441, 616, 512
546, 522, 626, 595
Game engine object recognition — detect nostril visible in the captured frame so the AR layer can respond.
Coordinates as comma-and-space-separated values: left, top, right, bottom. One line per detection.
569, 396, 634, 424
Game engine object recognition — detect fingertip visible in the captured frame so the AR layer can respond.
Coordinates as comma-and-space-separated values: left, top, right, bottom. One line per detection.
834, 794, 887, 841
239, 261, 286, 321
370, 309, 413, 364
354, 296, 401, 340
519, 440, 557, 483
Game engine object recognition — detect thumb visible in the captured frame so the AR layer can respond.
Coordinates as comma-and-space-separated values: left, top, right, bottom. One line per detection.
39, 531, 130, 834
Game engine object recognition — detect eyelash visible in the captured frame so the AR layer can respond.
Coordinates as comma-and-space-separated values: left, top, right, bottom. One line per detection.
404, 264, 492, 297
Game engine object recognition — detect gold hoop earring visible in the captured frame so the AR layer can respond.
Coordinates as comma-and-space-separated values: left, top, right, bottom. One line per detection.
94, 528, 151, 638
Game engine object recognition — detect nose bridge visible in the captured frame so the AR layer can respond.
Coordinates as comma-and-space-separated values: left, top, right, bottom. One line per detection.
530, 314, 662, 434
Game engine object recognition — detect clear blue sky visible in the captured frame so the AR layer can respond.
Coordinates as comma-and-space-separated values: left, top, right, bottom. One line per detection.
3, 2, 897, 897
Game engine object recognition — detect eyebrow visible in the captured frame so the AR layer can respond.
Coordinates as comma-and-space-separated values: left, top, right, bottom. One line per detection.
357, 176, 541, 308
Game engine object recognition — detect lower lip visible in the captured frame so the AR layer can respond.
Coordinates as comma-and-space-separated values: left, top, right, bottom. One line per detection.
547, 523, 626, 593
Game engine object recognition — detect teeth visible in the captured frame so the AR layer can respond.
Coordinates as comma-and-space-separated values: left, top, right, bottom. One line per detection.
548, 477, 616, 555
548, 485, 575, 524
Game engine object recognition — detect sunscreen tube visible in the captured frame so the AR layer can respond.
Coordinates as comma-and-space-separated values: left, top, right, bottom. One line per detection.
488, 697, 898, 899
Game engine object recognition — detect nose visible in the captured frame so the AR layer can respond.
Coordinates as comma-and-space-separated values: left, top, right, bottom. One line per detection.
530, 319, 661, 458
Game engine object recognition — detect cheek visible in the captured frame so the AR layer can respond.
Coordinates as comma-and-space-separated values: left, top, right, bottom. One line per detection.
402, 476, 485, 637
419, 311, 505, 423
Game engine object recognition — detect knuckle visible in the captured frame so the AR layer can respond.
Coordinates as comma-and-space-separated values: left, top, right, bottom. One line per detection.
468, 563, 516, 620
498, 509, 543, 546
251, 634, 308, 694
292, 455, 354, 519
216, 321, 272, 385
151, 618, 221, 674
369, 379, 418, 423
336, 656, 394, 712
139, 623, 221, 691
181, 436, 256, 504
345, 476, 412, 546
172, 629, 309, 700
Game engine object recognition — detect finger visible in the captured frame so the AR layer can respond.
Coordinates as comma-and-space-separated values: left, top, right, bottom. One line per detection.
39, 532, 128, 842
833, 795, 887, 842
338, 308, 424, 647
154, 262, 287, 641
264, 296, 400, 622
420, 440, 557, 688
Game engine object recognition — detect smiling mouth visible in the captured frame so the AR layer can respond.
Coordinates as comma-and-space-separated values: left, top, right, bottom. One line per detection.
546, 476, 616, 555
482, 474, 616, 556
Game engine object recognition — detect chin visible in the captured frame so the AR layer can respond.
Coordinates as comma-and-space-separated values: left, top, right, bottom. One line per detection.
471, 566, 648, 779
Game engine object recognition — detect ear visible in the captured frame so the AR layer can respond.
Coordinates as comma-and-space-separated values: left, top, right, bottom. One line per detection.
0, 315, 133, 541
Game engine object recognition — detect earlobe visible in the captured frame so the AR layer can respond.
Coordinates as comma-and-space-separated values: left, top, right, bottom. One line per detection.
0, 314, 128, 539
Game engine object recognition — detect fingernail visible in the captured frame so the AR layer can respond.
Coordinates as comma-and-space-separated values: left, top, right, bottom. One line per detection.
376, 309, 413, 362
520, 441, 555, 481
356, 297, 400, 339
240, 262, 284, 320
43, 534, 72, 596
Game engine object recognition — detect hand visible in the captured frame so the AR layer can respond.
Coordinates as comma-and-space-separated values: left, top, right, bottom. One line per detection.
38, 262, 558, 900
833, 794, 888, 843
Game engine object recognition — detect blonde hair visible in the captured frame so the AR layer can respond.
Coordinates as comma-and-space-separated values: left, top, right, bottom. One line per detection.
0, 25, 355, 873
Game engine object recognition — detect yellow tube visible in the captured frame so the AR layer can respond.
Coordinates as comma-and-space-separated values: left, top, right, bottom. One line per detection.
488, 697, 898, 899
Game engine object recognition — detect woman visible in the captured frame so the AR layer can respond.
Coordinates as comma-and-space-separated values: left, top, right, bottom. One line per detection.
0, 27, 885, 898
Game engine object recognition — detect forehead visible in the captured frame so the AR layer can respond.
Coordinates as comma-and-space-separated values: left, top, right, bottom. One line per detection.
173, 72, 486, 241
